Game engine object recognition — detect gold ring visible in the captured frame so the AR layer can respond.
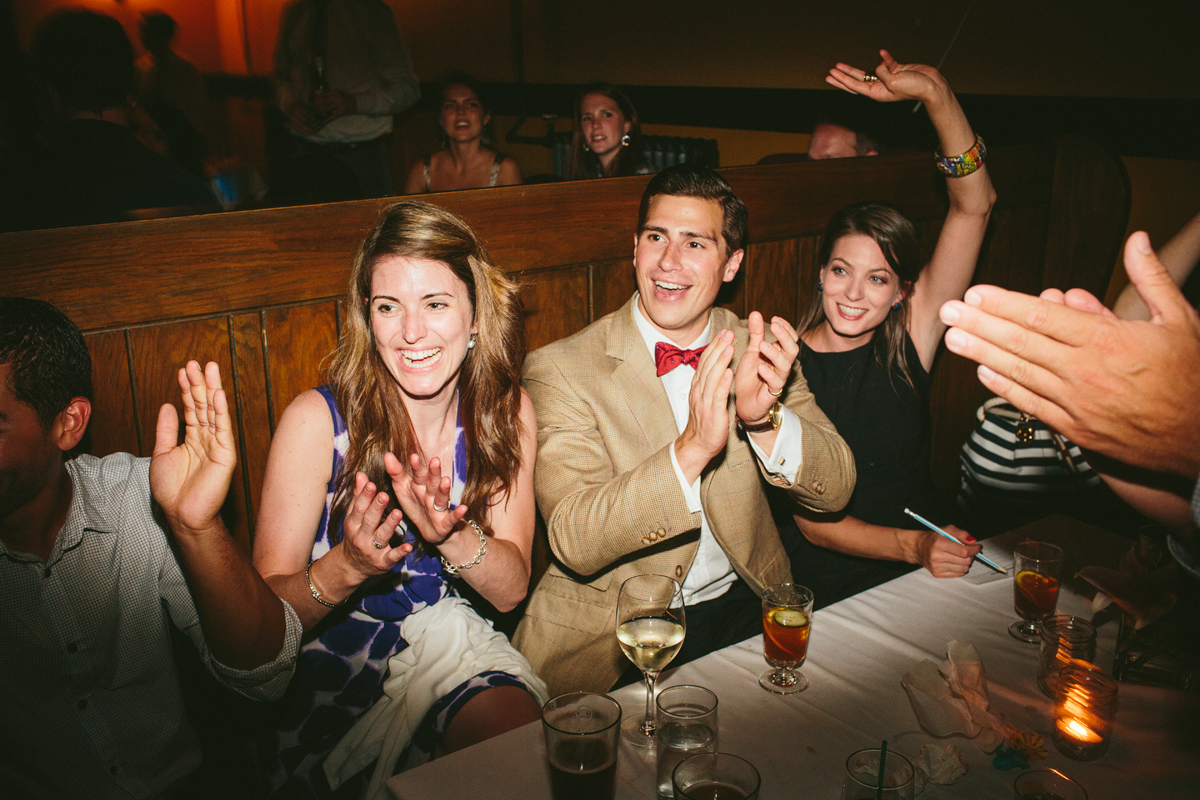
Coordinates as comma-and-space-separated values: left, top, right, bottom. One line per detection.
768, 387, 783, 397
372, 539, 386, 550
861, 73, 879, 83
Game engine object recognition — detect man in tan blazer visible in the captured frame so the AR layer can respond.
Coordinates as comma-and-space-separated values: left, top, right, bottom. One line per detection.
513, 165, 856, 696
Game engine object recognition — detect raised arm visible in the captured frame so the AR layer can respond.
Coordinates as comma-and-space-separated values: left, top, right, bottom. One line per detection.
252, 390, 411, 630
384, 390, 537, 612
150, 361, 288, 670
1113, 208, 1200, 321
829, 50, 996, 369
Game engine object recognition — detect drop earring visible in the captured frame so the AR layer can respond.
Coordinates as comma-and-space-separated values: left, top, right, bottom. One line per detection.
818, 282, 823, 291
468, 333, 476, 349
621, 133, 631, 147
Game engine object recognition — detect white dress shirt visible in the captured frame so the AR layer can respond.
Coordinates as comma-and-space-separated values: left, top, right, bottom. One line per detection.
632, 298, 804, 605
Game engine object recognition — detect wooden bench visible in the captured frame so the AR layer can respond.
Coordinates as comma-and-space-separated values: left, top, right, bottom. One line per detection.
1, 136, 1129, 586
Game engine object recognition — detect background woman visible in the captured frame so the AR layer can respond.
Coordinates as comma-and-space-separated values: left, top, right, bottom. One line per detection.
404, 74, 521, 194
568, 82, 652, 179
788, 50, 995, 606
253, 201, 543, 797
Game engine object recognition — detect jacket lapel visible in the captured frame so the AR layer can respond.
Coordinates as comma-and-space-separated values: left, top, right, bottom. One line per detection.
608, 296, 679, 456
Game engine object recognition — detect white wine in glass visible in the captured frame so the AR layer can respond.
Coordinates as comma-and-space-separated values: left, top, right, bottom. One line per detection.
616, 574, 686, 748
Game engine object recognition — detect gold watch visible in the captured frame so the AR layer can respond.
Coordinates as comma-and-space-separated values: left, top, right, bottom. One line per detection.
739, 401, 782, 433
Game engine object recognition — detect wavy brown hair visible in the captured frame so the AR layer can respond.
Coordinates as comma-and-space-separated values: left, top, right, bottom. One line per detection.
797, 202, 921, 392
327, 201, 526, 541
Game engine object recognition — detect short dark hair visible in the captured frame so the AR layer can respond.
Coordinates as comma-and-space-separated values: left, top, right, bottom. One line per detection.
637, 164, 748, 254
31, 9, 137, 114
0, 298, 92, 428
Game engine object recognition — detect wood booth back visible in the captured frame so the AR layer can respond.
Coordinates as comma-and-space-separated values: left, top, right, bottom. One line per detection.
1, 136, 1130, 597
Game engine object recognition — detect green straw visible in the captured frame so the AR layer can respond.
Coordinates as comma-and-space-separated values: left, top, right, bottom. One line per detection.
876, 740, 887, 800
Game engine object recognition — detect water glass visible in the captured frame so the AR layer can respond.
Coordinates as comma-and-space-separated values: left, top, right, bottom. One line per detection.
673, 753, 760, 800
541, 692, 621, 800
1014, 768, 1088, 799
1038, 615, 1097, 697
656, 685, 718, 799
841, 748, 914, 800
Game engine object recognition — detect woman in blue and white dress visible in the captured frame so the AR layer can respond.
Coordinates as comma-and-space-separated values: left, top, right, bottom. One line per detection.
253, 201, 545, 799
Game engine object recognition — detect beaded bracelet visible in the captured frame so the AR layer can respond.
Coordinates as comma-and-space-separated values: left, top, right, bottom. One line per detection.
441, 520, 488, 575
305, 561, 339, 608
935, 133, 987, 178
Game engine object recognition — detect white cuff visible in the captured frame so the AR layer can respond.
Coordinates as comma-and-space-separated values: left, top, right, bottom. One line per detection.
670, 441, 704, 514
748, 406, 803, 482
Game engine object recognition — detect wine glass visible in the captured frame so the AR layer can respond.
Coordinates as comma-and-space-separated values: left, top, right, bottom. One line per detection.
616, 574, 686, 748
759, 582, 813, 694
1009, 541, 1064, 643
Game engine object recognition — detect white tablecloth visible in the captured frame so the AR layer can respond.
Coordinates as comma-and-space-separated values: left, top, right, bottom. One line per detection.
387, 516, 1199, 800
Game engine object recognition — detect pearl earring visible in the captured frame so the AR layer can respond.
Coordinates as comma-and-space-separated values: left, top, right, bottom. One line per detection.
468, 334, 476, 349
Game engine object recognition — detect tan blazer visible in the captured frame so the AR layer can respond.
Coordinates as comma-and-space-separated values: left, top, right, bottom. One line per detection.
513, 296, 856, 695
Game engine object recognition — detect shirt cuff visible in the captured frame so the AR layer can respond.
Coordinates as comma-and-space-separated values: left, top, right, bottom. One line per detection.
747, 406, 803, 482
209, 598, 301, 701
670, 441, 704, 514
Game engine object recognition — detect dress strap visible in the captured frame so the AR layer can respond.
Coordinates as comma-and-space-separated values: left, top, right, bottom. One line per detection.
422, 154, 432, 192
487, 152, 503, 187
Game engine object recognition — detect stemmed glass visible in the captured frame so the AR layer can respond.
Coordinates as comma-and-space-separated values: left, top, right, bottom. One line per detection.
1009, 541, 1064, 643
760, 582, 814, 694
616, 574, 686, 748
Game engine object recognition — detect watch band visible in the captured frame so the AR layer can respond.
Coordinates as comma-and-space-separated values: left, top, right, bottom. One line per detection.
739, 401, 782, 433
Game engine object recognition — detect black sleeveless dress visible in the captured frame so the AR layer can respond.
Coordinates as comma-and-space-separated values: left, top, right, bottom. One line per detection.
787, 333, 943, 605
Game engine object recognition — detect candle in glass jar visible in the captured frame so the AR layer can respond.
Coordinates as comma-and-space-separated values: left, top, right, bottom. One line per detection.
1056, 716, 1102, 744
1052, 659, 1117, 761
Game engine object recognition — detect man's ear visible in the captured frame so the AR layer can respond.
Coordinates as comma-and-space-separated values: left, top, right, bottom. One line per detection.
52, 398, 91, 452
722, 249, 745, 283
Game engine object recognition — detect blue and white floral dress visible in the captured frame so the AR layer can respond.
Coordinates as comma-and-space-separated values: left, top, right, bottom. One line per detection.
264, 386, 531, 799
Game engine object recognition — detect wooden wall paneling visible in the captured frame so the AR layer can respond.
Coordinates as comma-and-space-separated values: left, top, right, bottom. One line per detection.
716, 259, 747, 319
743, 238, 801, 325
230, 312, 272, 548
127, 318, 254, 547
263, 302, 340, 431
1042, 136, 1131, 296
974, 205, 1053, 297
518, 266, 590, 352
795, 235, 820, 325
591, 257, 637, 323
82, 330, 139, 459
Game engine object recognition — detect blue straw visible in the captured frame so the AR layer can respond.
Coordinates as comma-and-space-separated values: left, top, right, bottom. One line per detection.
903, 508, 1008, 575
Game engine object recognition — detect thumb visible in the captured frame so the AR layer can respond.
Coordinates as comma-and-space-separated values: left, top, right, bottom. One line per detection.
1125, 231, 1187, 325
153, 403, 179, 459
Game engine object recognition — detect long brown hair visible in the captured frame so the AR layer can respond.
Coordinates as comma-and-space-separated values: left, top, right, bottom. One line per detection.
327, 201, 526, 540
569, 82, 643, 179
797, 202, 921, 392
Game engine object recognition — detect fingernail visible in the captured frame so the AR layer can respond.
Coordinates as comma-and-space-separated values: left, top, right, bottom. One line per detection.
944, 328, 966, 351
1133, 232, 1152, 254
939, 303, 960, 325
966, 535, 977, 543
964, 289, 981, 306
978, 364, 997, 382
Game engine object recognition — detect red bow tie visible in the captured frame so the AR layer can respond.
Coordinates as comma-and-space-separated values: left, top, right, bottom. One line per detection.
655, 341, 707, 377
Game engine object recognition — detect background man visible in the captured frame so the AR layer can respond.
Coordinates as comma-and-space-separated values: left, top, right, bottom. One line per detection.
513, 165, 856, 695
0, 298, 301, 799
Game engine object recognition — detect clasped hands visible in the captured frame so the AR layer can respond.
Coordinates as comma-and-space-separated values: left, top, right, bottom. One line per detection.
674, 312, 799, 482
339, 451, 469, 579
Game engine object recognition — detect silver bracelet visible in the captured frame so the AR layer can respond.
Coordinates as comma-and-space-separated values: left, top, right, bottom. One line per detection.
305, 561, 339, 608
440, 520, 488, 575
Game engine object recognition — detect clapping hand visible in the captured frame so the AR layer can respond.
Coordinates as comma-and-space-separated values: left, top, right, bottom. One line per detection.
385, 452, 469, 545
826, 49, 948, 106
734, 312, 799, 426
340, 472, 410, 579
150, 361, 237, 537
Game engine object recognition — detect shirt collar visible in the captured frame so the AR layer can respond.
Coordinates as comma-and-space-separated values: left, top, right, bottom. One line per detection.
631, 292, 713, 354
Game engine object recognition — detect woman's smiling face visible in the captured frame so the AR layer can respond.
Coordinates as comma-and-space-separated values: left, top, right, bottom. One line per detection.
819, 234, 905, 347
579, 92, 631, 162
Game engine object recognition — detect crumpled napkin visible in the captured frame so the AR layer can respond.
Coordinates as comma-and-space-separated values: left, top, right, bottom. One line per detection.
901, 640, 1005, 752
916, 743, 967, 785
1078, 545, 1177, 630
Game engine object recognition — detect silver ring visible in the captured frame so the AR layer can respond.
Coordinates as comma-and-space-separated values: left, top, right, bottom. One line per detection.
372, 539, 385, 550
433, 503, 448, 513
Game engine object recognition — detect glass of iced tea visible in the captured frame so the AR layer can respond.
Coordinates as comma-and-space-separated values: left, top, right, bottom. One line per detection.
759, 582, 813, 694
1009, 541, 1064, 643
541, 692, 621, 800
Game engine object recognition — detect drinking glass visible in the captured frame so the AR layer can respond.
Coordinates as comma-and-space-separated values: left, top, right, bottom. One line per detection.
1009, 541, 1064, 643
673, 753, 760, 800
759, 582, 813, 694
616, 574, 686, 747
841, 748, 914, 800
541, 692, 622, 800
656, 685, 718, 799
1013, 768, 1088, 800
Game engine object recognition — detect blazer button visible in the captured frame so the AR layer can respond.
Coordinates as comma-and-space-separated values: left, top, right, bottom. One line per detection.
811, 478, 826, 495
675, 565, 683, 578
